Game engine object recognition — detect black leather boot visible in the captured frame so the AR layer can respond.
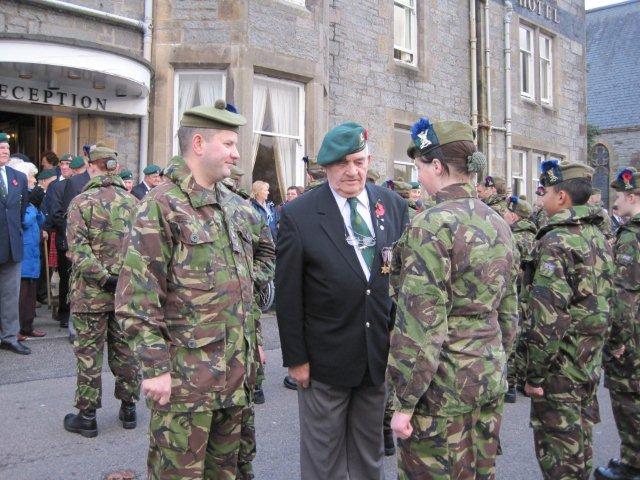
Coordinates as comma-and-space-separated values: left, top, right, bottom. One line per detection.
63, 409, 97, 438
119, 401, 137, 429
595, 460, 640, 480
505, 386, 517, 403
384, 428, 396, 456
254, 387, 265, 405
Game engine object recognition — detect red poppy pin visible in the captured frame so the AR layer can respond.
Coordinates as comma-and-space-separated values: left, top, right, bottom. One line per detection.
374, 200, 385, 218
621, 170, 634, 189
12, 179, 18, 186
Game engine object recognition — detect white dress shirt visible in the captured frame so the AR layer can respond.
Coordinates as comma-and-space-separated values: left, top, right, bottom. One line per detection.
330, 185, 375, 280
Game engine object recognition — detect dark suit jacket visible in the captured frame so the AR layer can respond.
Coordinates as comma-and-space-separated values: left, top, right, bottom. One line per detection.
131, 181, 149, 201
0, 166, 29, 264
276, 182, 409, 387
52, 171, 89, 251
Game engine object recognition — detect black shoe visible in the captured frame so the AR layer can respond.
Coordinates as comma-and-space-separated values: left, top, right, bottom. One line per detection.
596, 462, 640, 480
254, 388, 265, 405
505, 387, 517, 403
384, 428, 396, 456
60, 320, 68, 328
0, 341, 31, 355
283, 375, 298, 391
63, 409, 97, 438
119, 401, 137, 429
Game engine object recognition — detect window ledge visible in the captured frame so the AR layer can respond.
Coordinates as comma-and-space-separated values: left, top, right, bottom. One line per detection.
541, 102, 556, 113
394, 60, 419, 72
520, 96, 538, 106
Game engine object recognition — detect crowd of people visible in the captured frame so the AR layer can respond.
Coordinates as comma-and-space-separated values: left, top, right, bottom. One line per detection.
0, 100, 637, 480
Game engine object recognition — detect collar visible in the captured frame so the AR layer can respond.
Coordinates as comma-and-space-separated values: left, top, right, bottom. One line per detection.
537, 205, 605, 239
329, 184, 370, 211
143, 180, 152, 190
435, 183, 477, 204
167, 156, 220, 208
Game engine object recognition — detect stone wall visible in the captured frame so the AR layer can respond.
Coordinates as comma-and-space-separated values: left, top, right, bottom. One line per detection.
597, 129, 640, 171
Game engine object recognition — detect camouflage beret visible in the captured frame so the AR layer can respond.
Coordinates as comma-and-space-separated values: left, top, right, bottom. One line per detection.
591, 188, 602, 195
70, 156, 85, 169
539, 159, 593, 187
118, 169, 133, 180
507, 195, 532, 218
180, 100, 247, 131
611, 167, 640, 193
410, 118, 475, 157
0, 132, 9, 144
143, 164, 161, 175
366, 168, 380, 183
89, 142, 117, 162
37, 168, 57, 180
393, 179, 413, 197
317, 122, 367, 166
303, 155, 325, 175
60, 153, 73, 163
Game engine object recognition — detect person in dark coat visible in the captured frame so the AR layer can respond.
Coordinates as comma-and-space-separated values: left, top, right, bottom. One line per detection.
131, 164, 161, 200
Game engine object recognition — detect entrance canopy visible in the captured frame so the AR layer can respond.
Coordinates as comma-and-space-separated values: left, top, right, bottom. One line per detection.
0, 37, 152, 117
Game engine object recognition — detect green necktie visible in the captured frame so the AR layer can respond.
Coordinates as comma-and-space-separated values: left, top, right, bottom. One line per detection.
347, 197, 375, 270
0, 169, 7, 198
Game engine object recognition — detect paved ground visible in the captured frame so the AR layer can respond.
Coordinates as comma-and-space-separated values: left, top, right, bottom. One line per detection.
0, 307, 621, 479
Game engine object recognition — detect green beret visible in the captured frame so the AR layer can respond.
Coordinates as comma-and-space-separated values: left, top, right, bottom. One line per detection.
317, 122, 367, 166
89, 142, 117, 162
230, 165, 244, 181
180, 100, 247, 131
60, 153, 73, 163
410, 181, 420, 190
118, 169, 133, 180
591, 188, 602, 195
507, 195, 532, 218
611, 167, 640, 193
410, 118, 475, 156
70, 156, 85, 169
0, 132, 9, 144
366, 168, 380, 183
37, 168, 57, 180
539, 159, 593, 187
143, 164, 161, 175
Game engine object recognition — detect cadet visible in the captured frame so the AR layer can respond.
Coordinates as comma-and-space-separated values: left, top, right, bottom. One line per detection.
302, 155, 326, 192
524, 159, 614, 480
63, 143, 140, 438
115, 100, 275, 480
502, 195, 537, 402
595, 168, 640, 480
477, 175, 508, 213
366, 167, 381, 184
589, 187, 615, 241
388, 118, 517, 479
386, 179, 419, 220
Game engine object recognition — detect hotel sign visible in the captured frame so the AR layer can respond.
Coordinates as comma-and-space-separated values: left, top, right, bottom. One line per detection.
517, 0, 560, 24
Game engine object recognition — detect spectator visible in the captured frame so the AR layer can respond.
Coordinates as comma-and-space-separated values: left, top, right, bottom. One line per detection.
118, 169, 134, 192
250, 180, 278, 241
37, 169, 58, 306
41, 150, 60, 177
70, 156, 87, 175
13, 162, 46, 339
131, 164, 161, 200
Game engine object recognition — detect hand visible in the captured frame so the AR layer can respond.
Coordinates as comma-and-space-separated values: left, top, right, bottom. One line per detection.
391, 411, 413, 440
41, 230, 48, 241
524, 382, 544, 398
258, 345, 266, 364
142, 372, 172, 406
611, 345, 625, 359
288, 363, 310, 389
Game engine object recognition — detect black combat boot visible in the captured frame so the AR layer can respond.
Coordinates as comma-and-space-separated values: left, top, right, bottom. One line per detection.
119, 401, 137, 429
505, 386, 517, 403
254, 387, 265, 405
63, 409, 97, 438
384, 428, 396, 456
595, 459, 640, 480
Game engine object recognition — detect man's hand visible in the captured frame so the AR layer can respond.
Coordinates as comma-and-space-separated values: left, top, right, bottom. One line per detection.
611, 345, 625, 359
258, 345, 266, 364
391, 411, 413, 440
524, 382, 544, 398
288, 363, 310, 389
142, 372, 172, 406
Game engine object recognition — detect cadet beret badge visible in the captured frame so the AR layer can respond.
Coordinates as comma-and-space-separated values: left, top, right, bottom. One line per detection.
535, 185, 546, 197
620, 168, 636, 190
507, 195, 518, 211
484, 176, 495, 188
411, 118, 438, 153
540, 159, 561, 186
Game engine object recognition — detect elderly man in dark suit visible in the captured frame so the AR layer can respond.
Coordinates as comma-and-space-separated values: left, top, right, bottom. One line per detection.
276, 122, 408, 480
0, 133, 31, 355
131, 164, 161, 200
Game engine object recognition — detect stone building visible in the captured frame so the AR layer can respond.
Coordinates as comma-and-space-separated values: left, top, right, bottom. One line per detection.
1, 0, 587, 202
587, 0, 640, 209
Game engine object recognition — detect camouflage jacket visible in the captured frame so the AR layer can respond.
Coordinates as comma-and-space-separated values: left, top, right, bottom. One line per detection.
604, 212, 640, 392
67, 174, 137, 313
115, 157, 275, 412
531, 207, 548, 230
388, 183, 518, 417
525, 205, 614, 396
483, 194, 507, 215
304, 179, 326, 193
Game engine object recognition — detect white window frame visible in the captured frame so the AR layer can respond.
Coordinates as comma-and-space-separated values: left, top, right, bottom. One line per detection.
393, 0, 418, 66
532, 152, 545, 195
393, 127, 417, 182
253, 75, 306, 189
172, 69, 227, 155
519, 25, 534, 99
512, 149, 527, 197
539, 34, 553, 105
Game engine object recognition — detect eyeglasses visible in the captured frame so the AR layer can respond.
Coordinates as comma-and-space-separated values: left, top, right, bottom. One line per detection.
344, 225, 376, 250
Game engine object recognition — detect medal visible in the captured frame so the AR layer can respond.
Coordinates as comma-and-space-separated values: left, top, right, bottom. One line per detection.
381, 247, 392, 275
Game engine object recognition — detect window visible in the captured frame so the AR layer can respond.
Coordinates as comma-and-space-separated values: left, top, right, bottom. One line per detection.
394, 0, 417, 66
532, 152, 545, 196
512, 150, 527, 197
252, 75, 305, 203
173, 70, 226, 155
519, 25, 534, 99
539, 34, 553, 104
392, 127, 416, 182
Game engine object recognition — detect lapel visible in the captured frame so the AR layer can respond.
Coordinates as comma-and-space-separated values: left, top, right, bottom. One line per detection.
316, 183, 367, 283
366, 184, 388, 279
2, 167, 16, 204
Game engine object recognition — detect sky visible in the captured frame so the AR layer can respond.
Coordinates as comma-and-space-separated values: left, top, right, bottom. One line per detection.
585, 0, 630, 10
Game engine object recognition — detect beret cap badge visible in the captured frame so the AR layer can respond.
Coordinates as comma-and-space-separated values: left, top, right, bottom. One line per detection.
540, 159, 561, 186
611, 167, 639, 192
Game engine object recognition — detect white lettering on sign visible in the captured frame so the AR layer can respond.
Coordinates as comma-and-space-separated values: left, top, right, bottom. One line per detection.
517, 0, 560, 23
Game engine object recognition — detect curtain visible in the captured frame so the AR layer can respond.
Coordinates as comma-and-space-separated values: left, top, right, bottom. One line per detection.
269, 81, 298, 199
198, 75, 223, 107
252, 81, 268, 168
178, 77, 198, 124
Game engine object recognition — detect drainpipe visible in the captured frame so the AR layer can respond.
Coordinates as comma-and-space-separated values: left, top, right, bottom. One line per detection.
470, 0, 478, 138
504, 1, 513, 186
483, 0, 493, 172
138, 0, 153, 180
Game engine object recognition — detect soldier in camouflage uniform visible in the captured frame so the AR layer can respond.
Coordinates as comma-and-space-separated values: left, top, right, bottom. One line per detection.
477, 175, 508, 215
595, 168, 640, 480
589, 187, 615, 241
532, 185, 549, 229
388, 118, 518, 479
303, 155, 326, 193
63, 143, 140, 438
524, 159, 614, 480
115, 101, 275, 480
366, 167, 381, 184
502, 195, 537, 403
385, 179, 421, 220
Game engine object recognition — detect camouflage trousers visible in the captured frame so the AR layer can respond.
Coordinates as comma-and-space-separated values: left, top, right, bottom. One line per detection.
72, 312, 140, 410
609, 389, 640, 469
397, 397, 504, 480
383, 384, 395, 433
530, 392, 600, 480
148, 406, 255, 480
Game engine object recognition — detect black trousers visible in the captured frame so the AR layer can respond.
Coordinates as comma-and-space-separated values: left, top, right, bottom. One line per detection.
57, 251, 71, 324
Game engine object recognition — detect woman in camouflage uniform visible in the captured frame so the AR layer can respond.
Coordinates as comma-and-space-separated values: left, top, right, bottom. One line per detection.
387, 118, 518, 479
